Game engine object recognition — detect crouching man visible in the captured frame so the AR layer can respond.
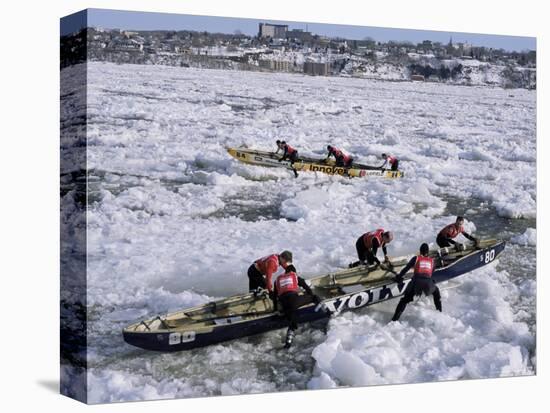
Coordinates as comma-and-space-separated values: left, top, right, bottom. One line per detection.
248, 251, 292, 295
349, 228, 394, 268
436, 216, 478, 249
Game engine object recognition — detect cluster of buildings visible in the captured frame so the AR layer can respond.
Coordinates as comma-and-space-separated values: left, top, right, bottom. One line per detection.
256, 23, 534, 65
61, 23, 535, 87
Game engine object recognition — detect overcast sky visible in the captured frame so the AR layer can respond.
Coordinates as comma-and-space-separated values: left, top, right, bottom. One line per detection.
61, 8, 536, 52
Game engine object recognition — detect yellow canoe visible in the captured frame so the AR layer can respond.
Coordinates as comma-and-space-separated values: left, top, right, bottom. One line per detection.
226, 147, 404, 179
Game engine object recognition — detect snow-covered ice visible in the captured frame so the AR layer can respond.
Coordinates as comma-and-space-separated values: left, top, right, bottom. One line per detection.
61, 62, 536, 402
308, 266, 533, 388
511, 228, 536, 246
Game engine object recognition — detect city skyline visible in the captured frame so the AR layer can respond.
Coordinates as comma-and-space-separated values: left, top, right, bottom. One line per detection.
61, 8, 536, 52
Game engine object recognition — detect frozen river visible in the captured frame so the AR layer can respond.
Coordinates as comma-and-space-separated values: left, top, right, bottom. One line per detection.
62, 62, 536, 402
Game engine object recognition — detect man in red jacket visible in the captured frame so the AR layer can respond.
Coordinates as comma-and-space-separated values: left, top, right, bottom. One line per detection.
349, 228, 394, 268
436, 216, 478, 249
275, 140, 299, 177
391, 243, 442, 321
247, 250, 293, 294
380, 153, 399, 171
275, 140, 299, 163
326, 145, 353, 167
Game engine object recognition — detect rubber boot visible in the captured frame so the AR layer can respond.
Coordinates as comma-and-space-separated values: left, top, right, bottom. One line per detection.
433, 290, 442, 312
348, 260, 365, 269
284, 328, 295, 349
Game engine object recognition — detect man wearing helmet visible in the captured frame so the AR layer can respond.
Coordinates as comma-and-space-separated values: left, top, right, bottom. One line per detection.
326, 145, 353, 167
391, 242, 442, 321
349, 228, 394, 268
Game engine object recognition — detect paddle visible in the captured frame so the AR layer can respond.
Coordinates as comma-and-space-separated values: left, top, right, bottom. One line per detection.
379, 262, 398, 276
379, 262, 407, 288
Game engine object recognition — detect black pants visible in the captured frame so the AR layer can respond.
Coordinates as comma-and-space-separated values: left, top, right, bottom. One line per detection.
248, 264, 265, 292
335, 156, 353, 167
278, 292, 315, 330
391, 160, 399, 171
282, 151, 298, 163
391, 276, 442, 321
350, 237, 376, 267
288, 152, 299, 177
289, 152, 298, 163
436, 234, 453, 248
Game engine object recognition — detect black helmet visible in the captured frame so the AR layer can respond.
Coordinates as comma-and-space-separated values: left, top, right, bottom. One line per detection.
420, 243, 430, 255
456, 216, 464, 223
282, 140, 286, 145
381, 153, 387, 158
276, 139, 281, 144
327, 145, 332, 151
285, 264, 297, 273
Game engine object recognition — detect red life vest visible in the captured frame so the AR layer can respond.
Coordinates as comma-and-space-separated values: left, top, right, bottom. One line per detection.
439, 223, 463, 239
387, 155, 397, 164
255, 254, 279, 275
276, 271, 299, 295
331, 147, 341, 156
284, 144, 297, 155
414, 255, 434, 277
331, 147, 351, 163
363, 229, 385, 249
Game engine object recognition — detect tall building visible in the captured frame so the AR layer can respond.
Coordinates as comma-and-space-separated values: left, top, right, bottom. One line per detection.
259, 23, 288, 39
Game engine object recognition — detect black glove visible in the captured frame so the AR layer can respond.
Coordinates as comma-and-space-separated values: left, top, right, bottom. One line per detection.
394, 276, 405, 289
312, 295, 321, 304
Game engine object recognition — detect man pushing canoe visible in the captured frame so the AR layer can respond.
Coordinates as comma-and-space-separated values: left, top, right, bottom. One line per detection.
325, 145, 353, 167
436, 216, 478, 249
391, 242, 442, 321
349, 228, 394, 268
275, 140, 299, 177
380, 153, 399, 171
273, 264, 321, 348
248, 250, 293, 294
